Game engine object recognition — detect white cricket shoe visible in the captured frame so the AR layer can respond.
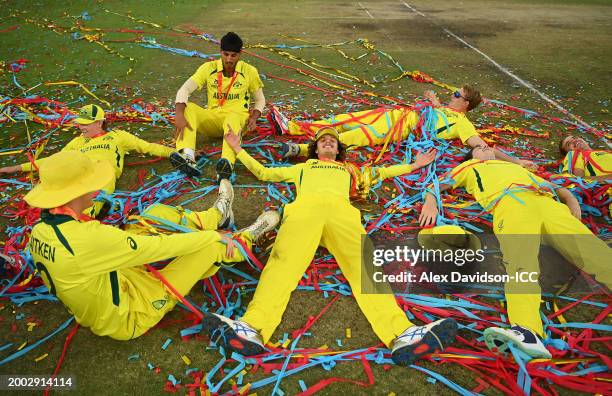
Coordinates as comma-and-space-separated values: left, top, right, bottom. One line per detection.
202, 313, 264, 356
484, 325, 552, 359
391, 318, 458, 366
214, 179, 234, 228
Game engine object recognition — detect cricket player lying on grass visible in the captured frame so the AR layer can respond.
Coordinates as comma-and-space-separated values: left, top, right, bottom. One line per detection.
419, 145, 611, 358
201, 126, 460, 366
558, 134, 611, 182
1, 104, 179, 218
274, 86, 535, 170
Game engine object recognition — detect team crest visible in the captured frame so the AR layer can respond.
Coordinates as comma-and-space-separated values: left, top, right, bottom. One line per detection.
127, 237, 138, 250
152, 299, 167, 310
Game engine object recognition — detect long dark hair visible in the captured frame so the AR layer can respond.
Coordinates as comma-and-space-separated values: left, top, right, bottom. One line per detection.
307, 139, 347, 161
559, 136, 569, 157
463, 147, 475, 162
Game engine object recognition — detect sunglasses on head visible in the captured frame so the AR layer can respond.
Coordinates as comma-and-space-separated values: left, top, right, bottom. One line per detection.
453, 91, 466, 100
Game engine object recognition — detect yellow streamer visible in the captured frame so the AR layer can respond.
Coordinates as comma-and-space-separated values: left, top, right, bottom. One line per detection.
44, 81, 111, 107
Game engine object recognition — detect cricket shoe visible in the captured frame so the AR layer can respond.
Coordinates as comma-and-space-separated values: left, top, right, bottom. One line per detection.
214, 179, 234, 228
170, 152, 202, 177
215, 158, 233, 184
279, 142, 301, 160
238, 211, 280, 241
202, 312, 264, 356
268, 104, 289, 135
484, 325, 551, 359
0, 252, 14, 266
391, 318, 458, 366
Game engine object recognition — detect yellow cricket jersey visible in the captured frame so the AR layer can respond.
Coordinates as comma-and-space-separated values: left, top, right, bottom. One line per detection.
370, 163, 414, 184
406, 107, 479, 144
21, 129, 174, 179
236, 150, 412, 201
448, 159, 551, 209
432, 108, 479, 144
191, 59, 263, 113
562, 150, 611, 177
29, 211, 220, 339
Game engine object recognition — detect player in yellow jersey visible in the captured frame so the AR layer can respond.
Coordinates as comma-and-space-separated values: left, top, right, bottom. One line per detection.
558, 134, 611, 182
172, 32, 266, 182
24, 150, 279, 340
276, 86, 534, 169
419, 145, 611, 358
0, 104, 178, 218
201, 126, 460, 366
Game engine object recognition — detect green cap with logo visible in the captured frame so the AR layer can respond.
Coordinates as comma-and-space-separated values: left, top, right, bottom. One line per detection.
74, 104, 105, 125
314, 127, 340, 141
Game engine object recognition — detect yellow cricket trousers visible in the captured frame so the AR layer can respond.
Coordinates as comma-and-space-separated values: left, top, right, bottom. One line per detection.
176, 102, 249, 164
129, 202, 221, 232
117, 204, 252, 339
290, 108, 416, 156
240, 195, 414, 347
493, 194, 611, 337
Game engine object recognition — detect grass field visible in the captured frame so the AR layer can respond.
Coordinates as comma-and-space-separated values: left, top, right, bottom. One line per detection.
0, 0, 610, 395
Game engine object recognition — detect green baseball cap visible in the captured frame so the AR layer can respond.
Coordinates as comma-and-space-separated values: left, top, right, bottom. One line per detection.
74, 104, 105, 125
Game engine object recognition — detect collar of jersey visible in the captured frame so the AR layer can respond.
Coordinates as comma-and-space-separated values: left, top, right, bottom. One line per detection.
216, 59, 242, 75
306, 158, 344, 165
438, 107, 465, 117
41, 210, 76, 226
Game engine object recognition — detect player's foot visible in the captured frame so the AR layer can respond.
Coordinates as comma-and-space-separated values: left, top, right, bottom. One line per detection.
214, 179, 234, 228
391, 318, 458, 366
202, 312, 264, 356
215, 158, 233, 184
484, 325, 551, 359
269, 105, 289, 135
170, 152, 202, 177
238, 211, 280, 241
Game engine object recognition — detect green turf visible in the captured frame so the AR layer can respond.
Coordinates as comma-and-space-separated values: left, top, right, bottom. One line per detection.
0, 0, 610, 395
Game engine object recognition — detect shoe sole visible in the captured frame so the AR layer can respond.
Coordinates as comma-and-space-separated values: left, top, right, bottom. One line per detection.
170, 153, 202, 177
483, 327, 551, 359
391, 318, 458, 366
215, 159, 233, 183
269, 107, 286, 135
201, 312, 264, 356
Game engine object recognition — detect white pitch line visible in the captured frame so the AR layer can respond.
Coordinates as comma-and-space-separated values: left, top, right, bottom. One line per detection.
358, 2, 375, 19
304, 16, 374, 19
401, 1, 595, 131
304, 16, 410, 20
401, 1, 426, 17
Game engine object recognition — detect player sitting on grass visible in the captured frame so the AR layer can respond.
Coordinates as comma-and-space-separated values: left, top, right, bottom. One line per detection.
24, 150, 279, 340
172, 32, 266, 182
